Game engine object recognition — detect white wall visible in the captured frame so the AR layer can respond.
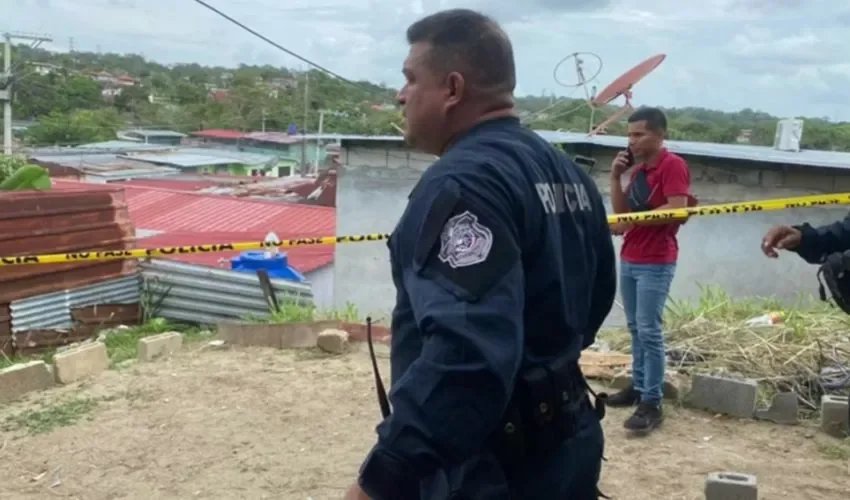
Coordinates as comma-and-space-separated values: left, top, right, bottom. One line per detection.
334, 143, 850, 327
305, 265, 334, 310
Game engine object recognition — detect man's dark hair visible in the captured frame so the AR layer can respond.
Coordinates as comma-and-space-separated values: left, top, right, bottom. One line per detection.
406, 9, 516, 93
627, 106, 667, 133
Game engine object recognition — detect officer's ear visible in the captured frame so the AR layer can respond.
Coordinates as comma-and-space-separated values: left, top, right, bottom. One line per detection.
444, 71, 465, 110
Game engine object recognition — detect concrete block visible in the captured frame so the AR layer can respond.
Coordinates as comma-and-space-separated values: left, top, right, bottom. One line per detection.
688, 374, 757, 419
217, 321, 341, 349
704, 472, 758, 500
138, 331, 183, 362
316, 329, 349, 354
0, 361, 55, 403
820, 395, 849, 438
52, 342, 109, 384
755, 391, 799, 425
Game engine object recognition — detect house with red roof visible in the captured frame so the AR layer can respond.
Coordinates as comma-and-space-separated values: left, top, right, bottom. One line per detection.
53, 179, 337, 308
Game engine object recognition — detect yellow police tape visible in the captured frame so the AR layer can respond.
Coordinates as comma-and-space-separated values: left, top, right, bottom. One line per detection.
1, 192, 848, 267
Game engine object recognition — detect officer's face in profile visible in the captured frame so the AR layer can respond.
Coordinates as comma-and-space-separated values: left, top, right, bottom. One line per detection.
397, 43, 462, 155
627, 120, 664, 160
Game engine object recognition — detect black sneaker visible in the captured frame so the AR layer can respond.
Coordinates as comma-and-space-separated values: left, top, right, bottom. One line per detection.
623, 402, 663, 432
605, 386, 640, 408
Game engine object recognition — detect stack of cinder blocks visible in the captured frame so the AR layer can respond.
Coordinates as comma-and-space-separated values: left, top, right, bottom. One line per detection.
0, 332, 185, 404
705, 472, 758, 500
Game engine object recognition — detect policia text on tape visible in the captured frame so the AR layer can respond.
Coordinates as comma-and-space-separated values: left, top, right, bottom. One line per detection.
2, 192, 849, 267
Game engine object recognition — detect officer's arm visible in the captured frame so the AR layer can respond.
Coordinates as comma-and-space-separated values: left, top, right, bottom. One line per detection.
585, 186, 616, 348
793, 214, 850, 264
358, 176, 523, 500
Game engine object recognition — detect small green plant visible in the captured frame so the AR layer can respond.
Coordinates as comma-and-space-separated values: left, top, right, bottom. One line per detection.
3, 397, 100, 435
816, 438, 850, 461
102, 318, 203, 365
246, 299, 361, 324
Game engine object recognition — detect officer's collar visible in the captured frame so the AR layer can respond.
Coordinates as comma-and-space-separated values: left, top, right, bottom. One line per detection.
445, 115, 521, 152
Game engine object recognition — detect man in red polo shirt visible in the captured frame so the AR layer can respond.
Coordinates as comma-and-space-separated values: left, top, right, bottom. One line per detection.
605, 107, 692, 433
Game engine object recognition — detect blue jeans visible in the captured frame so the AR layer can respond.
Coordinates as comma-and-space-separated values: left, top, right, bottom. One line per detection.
619, 261, 676, 405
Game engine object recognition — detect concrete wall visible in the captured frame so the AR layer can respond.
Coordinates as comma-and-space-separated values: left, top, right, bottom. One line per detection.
334, 142, 850, 325
306, 265, 334, 311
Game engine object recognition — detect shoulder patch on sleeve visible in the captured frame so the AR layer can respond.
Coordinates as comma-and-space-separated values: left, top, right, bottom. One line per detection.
417, 196, 519, 302
437, 211, 494, 269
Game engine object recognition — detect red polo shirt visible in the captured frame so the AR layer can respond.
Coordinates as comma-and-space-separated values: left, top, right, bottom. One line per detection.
621, 149, 691, 264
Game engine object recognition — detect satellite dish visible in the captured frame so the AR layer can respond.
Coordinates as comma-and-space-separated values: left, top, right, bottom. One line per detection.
588, 54, 666, 136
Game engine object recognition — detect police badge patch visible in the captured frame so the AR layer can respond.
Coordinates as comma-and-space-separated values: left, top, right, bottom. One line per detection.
438, 211, 493, 268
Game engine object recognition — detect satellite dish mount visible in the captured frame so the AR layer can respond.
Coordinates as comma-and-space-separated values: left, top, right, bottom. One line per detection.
589, 54, 666, 136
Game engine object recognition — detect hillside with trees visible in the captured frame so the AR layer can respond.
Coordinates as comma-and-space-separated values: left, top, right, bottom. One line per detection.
3, 44, 850, 151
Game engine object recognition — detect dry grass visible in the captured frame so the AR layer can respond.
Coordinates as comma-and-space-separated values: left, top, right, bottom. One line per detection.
601, 285, 850, 411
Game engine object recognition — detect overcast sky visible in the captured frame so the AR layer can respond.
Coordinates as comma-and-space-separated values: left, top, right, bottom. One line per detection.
6, 0, 850, 121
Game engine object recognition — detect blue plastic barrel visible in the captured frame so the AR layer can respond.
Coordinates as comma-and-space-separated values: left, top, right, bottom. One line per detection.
230, 251, 306, 282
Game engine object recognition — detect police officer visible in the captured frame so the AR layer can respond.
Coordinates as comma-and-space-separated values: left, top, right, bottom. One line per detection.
345, 9, 617, 500
762, 215, 850, 436
762, 216, 850, 263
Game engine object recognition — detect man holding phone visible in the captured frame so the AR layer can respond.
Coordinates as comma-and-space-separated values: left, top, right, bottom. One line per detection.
605, 107, 693, 433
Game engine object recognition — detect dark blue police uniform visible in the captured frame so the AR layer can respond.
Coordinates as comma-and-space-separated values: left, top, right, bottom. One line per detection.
358, 116, 617, 500
792, 215, 850, 264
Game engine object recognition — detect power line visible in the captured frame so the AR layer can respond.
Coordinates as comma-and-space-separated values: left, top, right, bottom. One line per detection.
190, 0, 374, 96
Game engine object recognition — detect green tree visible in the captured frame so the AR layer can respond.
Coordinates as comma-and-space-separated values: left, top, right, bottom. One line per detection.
26, 108, 123, 146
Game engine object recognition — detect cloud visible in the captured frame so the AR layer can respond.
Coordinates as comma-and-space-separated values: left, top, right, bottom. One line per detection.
3, 0, 850, 120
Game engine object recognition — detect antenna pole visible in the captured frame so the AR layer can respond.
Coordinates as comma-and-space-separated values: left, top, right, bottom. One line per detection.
1, 31, 52, 155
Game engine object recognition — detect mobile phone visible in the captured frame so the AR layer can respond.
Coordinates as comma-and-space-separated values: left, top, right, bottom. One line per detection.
625, 147, 635, 167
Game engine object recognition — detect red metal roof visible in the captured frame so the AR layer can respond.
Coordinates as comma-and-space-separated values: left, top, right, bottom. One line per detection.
191, 129, 246, 139
112, 178, 223, 192
121, 185, 335, 273
50, 180, 337, 273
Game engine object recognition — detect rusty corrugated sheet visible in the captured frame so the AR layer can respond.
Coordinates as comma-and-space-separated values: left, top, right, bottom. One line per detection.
72, 304, 141, 325
11, 303, 141, 356
0, 185, 137, 303
27, 159, 83, 180
0, 304, 11, 357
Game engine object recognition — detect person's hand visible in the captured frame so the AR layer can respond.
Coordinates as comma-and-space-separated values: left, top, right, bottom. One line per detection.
761, 225, 802, 258
610, 222, 632, 236
343, 482, 370, 500
610, 150, 631, 178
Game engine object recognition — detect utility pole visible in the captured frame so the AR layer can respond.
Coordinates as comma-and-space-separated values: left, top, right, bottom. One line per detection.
1, 31, 52, 155
314, 110, 325, 176
261, 108, 266, 132
300, 70, 309, 175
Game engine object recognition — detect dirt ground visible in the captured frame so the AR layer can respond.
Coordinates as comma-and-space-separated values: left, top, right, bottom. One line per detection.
1, 343, 848, 500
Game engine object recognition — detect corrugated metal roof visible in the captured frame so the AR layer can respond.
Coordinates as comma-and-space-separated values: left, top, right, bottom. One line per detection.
192, 129, 247, 140
74, 140, 175, 152
121, 129, 187, 138
243, 131, 305, 144
119, 148, 276, 168
119, 184, 335, 273
140, 259, 313, 325
28, 152, 181, 178
534, 130, 850, 170
335, 129, 850, 170
122, 184, 334, 234
10, 274, 140, 333
112, 178, 225, 191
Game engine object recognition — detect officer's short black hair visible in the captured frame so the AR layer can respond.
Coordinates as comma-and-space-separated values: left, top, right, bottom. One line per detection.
627, 107, 667, 133
406, 9, 516, 94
